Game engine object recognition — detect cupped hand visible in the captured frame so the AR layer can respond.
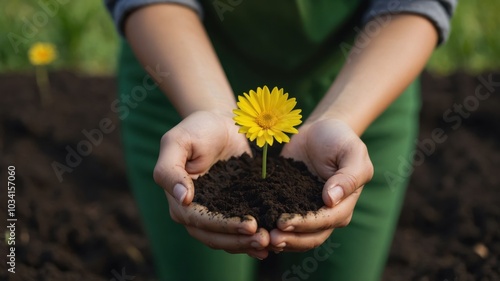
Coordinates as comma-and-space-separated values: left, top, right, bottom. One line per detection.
153, 111, 270, 259
270, 119, 374, 252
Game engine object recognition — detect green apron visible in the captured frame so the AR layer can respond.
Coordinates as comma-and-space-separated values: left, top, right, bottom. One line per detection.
117, 1, 420, 280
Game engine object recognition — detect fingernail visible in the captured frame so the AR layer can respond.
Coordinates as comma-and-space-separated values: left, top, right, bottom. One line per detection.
249, 253, 263, 260
274, 247, 284, 254
173, 183, 187, 204
238, 227, 254, 235
276, 242, 286, 248
282, 225, 294, 232
251, 241, 261, 249
328, 185, 344, 205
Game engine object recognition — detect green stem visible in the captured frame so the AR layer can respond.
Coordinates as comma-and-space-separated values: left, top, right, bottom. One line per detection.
262, 143, 268, 179
35, 66, 51, 107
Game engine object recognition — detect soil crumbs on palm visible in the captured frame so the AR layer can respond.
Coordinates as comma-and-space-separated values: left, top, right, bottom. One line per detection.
193, 153, 324, 230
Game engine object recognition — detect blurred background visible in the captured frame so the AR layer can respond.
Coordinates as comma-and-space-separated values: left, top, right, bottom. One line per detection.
1, 0, 117, 75
1, 0, 499, 280
1, 0, 500, 75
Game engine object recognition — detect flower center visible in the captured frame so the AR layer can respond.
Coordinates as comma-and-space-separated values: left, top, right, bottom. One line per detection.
256, 112, 277, 129
38, 50, 49, 60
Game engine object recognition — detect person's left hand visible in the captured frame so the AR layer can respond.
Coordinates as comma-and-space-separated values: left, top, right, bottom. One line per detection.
269, 119, 374, 252
153, 111, 270, 259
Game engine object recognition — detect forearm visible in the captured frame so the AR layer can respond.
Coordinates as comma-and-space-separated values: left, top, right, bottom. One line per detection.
124, 4, 235, 118
307, 14, 438, 135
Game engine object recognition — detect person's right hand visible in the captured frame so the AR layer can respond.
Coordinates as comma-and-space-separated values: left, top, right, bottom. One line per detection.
153, 111, 270, 259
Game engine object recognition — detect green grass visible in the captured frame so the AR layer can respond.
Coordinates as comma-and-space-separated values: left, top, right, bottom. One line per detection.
0, 0, 498, 75
427, 0, 500, 75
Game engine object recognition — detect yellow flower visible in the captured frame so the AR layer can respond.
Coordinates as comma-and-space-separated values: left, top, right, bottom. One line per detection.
28, 43, 57, 66
233, 86, 302, 147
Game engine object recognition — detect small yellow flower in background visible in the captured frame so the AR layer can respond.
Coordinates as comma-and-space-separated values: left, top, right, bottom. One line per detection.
233, 86, 302, 178
28, 43, 57, 66
28, 42, 57, 107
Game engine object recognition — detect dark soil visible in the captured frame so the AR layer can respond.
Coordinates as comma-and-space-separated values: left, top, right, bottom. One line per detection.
0, 70, 499, 281
193, 152, 324, 230
0, 72, 156, 281
381, 71, 500, 281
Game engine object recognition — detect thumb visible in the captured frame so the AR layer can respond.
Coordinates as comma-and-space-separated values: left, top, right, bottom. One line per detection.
153, 129, 195, 205
322, 143, 374, 207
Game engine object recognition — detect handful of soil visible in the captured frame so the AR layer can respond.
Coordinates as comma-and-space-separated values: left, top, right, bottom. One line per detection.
193, 153, 325, 230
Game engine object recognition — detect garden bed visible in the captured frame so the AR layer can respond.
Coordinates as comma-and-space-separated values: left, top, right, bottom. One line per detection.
0, 71, 498, 280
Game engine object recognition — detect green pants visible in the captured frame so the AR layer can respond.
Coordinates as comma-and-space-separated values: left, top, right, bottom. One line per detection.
117, 32, 420, 280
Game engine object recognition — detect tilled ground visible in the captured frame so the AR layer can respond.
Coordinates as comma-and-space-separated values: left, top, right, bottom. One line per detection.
0, 71, 499, 281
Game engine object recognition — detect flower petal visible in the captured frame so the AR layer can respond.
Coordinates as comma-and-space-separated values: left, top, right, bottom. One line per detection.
236, 97, 258, 117
273, 130, 290, 143
256, 136, 265, 147
246, 91, 262, 113
264, 132, 274, 146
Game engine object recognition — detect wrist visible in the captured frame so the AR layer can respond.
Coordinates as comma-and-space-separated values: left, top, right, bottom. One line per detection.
206, 104, 237, 120
169, 92, 237, 119
304, 107, 362, 136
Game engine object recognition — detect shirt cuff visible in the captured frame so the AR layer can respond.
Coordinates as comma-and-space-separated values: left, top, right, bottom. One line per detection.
105, 0, 203, 36
362, 0, 458, 45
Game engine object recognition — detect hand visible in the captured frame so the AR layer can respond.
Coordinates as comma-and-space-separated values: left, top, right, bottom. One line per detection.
270, 119, 374, 252
153, 111, 270, 259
